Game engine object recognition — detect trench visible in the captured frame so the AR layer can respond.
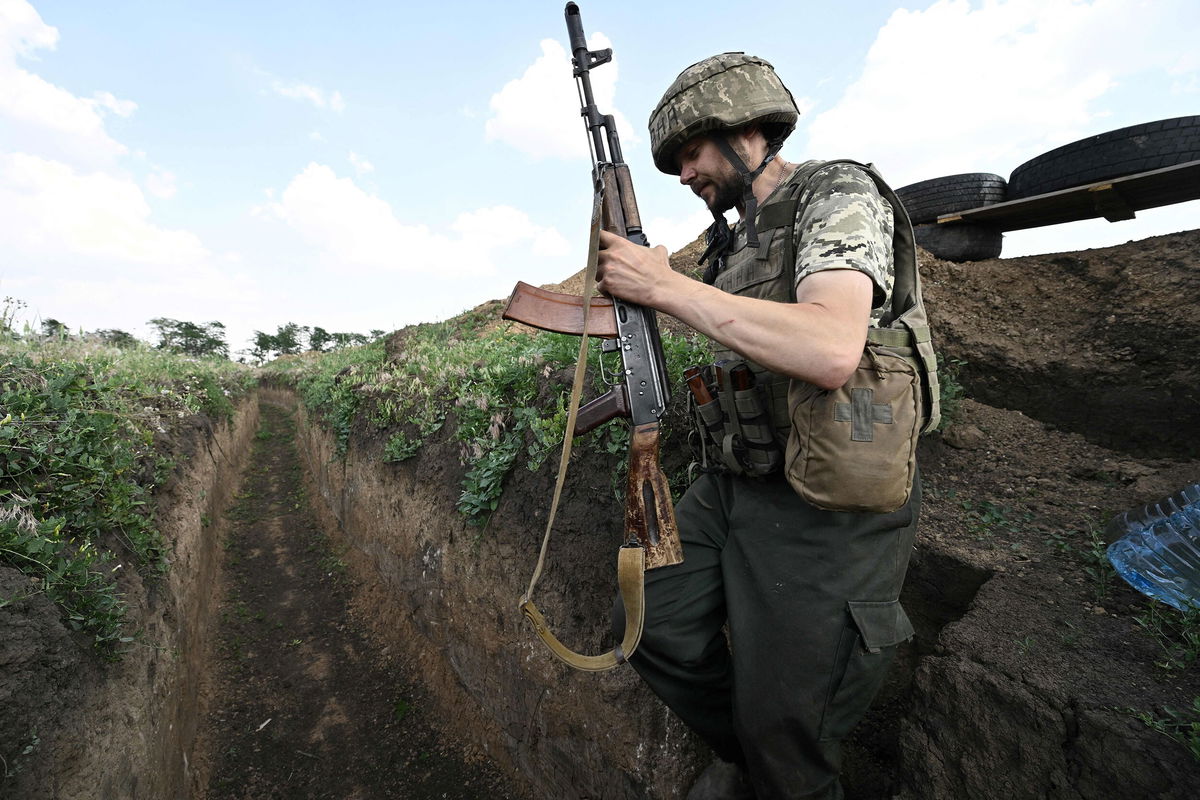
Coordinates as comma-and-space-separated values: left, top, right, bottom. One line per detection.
187, 398, 519, 798
841, 547, 993, 797
7, 390, 994, 799
182, 392, 991, 799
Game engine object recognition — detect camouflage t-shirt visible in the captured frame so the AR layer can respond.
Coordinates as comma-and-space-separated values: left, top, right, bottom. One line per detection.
790, 162, 895, 325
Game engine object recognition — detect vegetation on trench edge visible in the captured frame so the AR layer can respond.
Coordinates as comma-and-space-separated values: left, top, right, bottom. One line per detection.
262, 312, 714, 527
0, 336, 256, 654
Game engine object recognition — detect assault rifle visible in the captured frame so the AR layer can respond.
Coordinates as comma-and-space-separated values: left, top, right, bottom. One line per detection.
502, 2, 682, 671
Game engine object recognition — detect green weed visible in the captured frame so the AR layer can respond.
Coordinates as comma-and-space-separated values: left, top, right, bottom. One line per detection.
393, 698, 412, 721
1133, 601, 1200, 673
0, 338, 253, 655
1081, 527, 1115, 603
958, 499, 1031, 543
937, 357, 968, 429
263, 315, 713, 527
383, 432, 422, 462
1130, 698, 1200, 762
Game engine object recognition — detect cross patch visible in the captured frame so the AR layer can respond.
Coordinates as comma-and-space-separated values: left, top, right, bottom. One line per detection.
834, 388, 893, 442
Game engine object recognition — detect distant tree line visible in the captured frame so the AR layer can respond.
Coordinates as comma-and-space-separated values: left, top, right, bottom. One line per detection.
248, 323, 386, 364
1, 298, 382, 363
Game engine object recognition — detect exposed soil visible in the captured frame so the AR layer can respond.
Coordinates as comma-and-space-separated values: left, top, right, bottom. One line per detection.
190, 400, 518, 799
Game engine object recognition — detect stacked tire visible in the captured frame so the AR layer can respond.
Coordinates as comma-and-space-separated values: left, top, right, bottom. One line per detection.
1007, 115, 1200, 198
895, 173, 1007, 261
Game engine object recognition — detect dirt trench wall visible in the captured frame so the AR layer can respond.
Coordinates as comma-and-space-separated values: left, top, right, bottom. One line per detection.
1, 397, 258, 800
920, 229, 1200, 459
278, 387, 707, 799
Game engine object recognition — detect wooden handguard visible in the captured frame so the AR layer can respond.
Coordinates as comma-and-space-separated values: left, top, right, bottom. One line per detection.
627, 422, 683, 569
502, 281, 619, 338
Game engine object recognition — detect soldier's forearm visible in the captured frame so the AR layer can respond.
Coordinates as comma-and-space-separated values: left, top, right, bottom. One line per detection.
655, 270, 872, 389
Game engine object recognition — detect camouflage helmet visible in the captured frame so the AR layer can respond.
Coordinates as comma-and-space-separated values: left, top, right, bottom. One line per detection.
649, 53, 799, 175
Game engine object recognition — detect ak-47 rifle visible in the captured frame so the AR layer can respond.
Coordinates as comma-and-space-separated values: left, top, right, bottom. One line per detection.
503, 2, 683, 672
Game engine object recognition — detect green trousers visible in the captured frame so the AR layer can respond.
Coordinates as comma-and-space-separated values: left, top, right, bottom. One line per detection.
615, 470, 919, 799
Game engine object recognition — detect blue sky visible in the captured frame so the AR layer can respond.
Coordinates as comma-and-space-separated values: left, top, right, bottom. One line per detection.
3, 0, 1197, 356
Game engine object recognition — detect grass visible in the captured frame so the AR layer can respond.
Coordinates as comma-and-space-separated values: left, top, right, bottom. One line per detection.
1130, 698, 1200, 763
0, 304, 707, 648
1081, 527, 1115, 603
957, 498, 1032, 545
263, 313, 712, 527
393, 697, 412, 721
1133, 601, 1200, 673
0, 335, 254, 655
1045, 522, 1116, 603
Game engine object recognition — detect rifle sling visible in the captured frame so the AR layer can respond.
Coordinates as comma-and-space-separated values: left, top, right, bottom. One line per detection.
520, 546, 644, 671
519, 186, 646, 671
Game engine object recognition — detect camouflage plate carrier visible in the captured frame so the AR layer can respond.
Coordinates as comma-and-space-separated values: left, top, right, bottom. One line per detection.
696, 160, 940, 512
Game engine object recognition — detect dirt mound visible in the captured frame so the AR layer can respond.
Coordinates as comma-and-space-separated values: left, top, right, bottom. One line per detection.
921, 229, 1200, 458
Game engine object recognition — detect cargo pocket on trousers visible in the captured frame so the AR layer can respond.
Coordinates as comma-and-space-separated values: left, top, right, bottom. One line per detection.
818, 600, 915, 742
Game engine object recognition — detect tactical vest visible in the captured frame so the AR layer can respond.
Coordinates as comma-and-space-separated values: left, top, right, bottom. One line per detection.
697, 159, 940, 511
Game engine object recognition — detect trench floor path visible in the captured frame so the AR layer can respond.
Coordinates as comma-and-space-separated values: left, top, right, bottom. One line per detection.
194, 401, 520, 799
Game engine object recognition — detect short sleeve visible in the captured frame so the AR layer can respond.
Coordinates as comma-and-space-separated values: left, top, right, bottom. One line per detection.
793, 163, 895, 316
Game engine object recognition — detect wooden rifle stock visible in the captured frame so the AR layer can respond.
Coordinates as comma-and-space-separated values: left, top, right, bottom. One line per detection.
628, 422, 683, 569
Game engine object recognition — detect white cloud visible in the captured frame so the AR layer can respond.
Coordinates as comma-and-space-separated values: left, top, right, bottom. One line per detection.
271, 79, 345, 112
0, 2, 129, 166
485, 33, 637, 160
0, 0, 56, 56
257, 163, 570, 277
11, 264, 264, 356
348, 150, 374, 174
88, 90, 137, 118
144, 167, 177, 198
450, 205, 570, 257
0, 153, 206, 264
0, 1, 246, 347
805, 0, 1200, 187
644, 208, 715, 253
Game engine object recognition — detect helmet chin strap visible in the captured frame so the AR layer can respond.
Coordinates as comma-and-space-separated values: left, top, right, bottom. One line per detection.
698, 134, 785, 281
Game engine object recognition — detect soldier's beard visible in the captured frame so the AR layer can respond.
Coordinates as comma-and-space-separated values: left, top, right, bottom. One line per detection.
703, 171, 743, 215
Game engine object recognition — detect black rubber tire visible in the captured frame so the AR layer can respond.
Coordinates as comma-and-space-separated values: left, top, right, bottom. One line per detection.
895, 173, 1008, 224
913, 222, 1002, 262
1007, 116, 1200, 199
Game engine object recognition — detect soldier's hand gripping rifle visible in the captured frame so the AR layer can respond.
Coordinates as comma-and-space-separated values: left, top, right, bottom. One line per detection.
502, 2, 683, 672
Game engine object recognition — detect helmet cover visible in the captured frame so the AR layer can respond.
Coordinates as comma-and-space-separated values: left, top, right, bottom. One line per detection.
649, 52, 799, 175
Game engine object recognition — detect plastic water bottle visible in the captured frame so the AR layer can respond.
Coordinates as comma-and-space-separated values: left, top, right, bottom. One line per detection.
1106, 483, 1200, 612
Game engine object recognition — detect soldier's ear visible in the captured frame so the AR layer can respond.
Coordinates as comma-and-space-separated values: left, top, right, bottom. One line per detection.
732, 124, 767, 158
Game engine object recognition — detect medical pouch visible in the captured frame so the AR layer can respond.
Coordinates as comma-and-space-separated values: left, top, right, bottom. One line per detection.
785, 343, 921, 513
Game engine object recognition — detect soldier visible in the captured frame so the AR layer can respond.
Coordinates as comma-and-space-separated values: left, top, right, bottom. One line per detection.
599, 54, 937, 799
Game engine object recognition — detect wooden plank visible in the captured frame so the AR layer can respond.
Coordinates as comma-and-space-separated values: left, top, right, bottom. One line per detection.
935, 159, 1200, 232
1088, 184, 1136, 222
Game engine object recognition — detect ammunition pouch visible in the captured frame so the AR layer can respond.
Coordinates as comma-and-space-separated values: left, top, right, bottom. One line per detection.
687, 360, 783, 477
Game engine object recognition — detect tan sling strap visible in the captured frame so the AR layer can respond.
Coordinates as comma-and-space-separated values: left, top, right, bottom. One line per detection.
518, 188, 646, 672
